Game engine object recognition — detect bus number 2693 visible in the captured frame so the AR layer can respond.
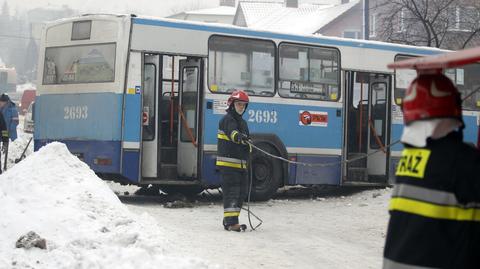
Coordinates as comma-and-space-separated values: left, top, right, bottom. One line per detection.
64, 106, 88, 120
247, 110, 278, 124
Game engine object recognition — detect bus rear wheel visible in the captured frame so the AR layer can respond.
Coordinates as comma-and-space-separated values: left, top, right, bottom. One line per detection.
250, 143, 283, 201
160, 185, 205, 197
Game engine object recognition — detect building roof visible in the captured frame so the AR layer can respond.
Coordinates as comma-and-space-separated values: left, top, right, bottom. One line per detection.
235, 0, 360, 34
185, 6, 237, 16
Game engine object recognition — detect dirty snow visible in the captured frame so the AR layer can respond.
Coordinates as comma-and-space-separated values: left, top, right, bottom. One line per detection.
2, 121, 393, 269
0, 142, 215, 268
16, 83, 36, 93
5, 125, 34, 170
123, 187, 391, 269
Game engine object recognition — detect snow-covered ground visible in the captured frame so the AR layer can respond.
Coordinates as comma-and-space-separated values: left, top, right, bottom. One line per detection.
122, 188, 391, 269
2, 120, 392, 269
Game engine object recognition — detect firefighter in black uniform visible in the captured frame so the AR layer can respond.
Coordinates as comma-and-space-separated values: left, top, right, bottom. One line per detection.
217, 89, 251, 232
0, 110, 8, 173
383, 73, 480, 268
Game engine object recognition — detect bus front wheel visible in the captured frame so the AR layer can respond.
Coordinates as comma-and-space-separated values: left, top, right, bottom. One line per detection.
250, 143, 282, 201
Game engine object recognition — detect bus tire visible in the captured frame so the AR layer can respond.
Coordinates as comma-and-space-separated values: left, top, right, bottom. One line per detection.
160, 185, 204, 197
250, 143, 282, 201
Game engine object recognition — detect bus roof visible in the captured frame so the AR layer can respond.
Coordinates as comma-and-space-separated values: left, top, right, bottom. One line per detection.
132, 15, 446, 56
49, 13, 447, 57
387, 46, 480, 70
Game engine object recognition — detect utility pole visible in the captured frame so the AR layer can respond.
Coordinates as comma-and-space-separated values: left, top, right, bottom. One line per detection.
363, 0, 369, 40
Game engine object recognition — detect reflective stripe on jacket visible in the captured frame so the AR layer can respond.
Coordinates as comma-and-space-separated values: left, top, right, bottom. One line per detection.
383, 132, 480, 269
216, 110, 249, 171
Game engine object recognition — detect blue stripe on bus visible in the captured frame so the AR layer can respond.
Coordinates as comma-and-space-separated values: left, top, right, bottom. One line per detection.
201, 152, 340, 185
295, 155, 341, 185
202, 153, 221, 186
390, 123, 404, 151
34, 93, 122, 141
122, 150, 140, 183
133, 18, 443, 56
463, 115, 478, 143
34, 140, 121, 174
204, 100, 343, 149
123, 94, 141, 142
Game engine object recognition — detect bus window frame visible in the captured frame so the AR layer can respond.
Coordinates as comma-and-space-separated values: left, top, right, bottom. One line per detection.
393, 54, 417, 106
277, 41, 341, 102
448, 64, 480, 111
42, 42, 117, 85
71, 20, 92, 41
394, 53, 480, 111
207, 34, 277, 97
180, 66, 199, 143
143, 62, 157, 142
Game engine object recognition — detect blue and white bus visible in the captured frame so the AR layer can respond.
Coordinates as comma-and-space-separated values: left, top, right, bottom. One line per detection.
34, 14, 480, 200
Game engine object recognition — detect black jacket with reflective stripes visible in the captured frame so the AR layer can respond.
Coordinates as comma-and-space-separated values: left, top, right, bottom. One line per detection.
216, 109, 250, 171
383, 132, 480, 269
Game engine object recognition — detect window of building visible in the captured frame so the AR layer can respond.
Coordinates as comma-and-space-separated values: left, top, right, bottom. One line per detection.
208, 35, 275, 96
369, 14, 377, 37
343, 30, 361, 39
459, 7, 479, 31
278, 43, 340, 101
394, 8, 406, 33
447, 6, 478, 31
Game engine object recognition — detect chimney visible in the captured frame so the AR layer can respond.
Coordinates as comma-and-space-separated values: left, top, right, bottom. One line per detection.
285, 0, 298, 8
220, 0, 235, 7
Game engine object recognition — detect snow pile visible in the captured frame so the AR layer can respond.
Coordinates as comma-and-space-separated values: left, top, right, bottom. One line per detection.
16, 83, 36, 93
0, 142, 214, 269
6, 130, 33, 169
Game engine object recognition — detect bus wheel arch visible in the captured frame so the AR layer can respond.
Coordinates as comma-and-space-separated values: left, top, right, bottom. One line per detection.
249, 134, 288, 201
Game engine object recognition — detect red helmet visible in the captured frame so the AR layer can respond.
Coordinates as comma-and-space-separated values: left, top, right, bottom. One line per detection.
402, 74, 462, 125
227, 89, 249, 107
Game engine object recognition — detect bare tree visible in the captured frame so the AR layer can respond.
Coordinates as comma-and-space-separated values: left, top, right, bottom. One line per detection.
372, 0, 480, 49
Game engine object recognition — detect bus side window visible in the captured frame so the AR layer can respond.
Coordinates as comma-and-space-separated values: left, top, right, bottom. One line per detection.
394, 55, 417, 106
208, 35, 275, 97
278, 43, 340, 101
451, 64, 480, 110
143, 64, 156, 141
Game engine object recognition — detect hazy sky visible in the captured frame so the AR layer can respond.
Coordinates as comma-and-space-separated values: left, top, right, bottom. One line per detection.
3, 0, 220, 17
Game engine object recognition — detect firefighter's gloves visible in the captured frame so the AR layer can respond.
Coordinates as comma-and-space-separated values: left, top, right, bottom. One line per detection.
240, 134, 251, 145
2, 142, 8, 154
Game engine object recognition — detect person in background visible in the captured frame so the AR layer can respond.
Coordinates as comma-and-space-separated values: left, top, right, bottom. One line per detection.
0, 93, 19, 141
383, 73, 480, 268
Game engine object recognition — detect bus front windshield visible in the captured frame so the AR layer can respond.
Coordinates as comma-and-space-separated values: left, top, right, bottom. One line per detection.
43, 43, 116, 85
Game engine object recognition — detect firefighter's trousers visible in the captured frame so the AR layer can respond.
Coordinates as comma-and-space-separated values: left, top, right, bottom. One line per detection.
221, 170, 248, 226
